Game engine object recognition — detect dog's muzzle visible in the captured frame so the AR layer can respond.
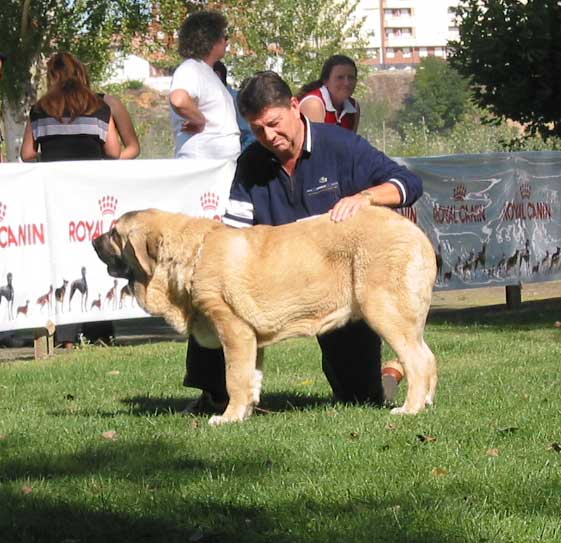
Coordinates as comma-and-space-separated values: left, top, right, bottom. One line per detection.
92, 235, 132, 280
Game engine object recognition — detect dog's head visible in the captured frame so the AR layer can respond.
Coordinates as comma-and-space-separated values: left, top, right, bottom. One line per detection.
93, 209, 161, 283
93, 208, 220, 335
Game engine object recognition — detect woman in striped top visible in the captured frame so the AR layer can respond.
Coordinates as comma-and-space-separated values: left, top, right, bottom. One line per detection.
20, 52, 120, 162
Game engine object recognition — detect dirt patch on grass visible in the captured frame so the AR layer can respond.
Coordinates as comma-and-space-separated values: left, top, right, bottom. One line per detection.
431, 279, 561, 310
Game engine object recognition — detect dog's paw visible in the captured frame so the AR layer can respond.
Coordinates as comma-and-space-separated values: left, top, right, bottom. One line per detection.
208, 413, 246, 426
208, 404, 253, 425
208, 415, 230, 426
390, 405, 422, 415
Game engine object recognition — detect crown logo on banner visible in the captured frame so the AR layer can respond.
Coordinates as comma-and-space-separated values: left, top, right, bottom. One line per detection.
0, 202, 6, 223
98, 195, 118, 216
519, 183, 531, 200
200, 192, 219, 211
453, 185, 466, 201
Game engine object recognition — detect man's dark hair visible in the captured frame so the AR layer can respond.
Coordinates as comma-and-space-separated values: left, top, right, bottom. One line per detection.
237, 71, 293, 118
178, 11, 228, 60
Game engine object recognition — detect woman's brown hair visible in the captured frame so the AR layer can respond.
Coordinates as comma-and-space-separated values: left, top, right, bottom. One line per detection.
36, 52, 104, 122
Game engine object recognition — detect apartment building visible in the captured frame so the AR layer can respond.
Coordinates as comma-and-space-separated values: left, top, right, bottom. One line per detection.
356, 0, 461, 69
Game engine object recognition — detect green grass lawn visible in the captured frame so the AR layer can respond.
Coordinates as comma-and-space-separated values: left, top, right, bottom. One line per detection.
1, 301, 561, 543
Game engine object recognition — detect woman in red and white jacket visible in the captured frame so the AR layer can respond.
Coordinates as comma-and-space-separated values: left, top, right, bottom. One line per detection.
298, 54, 360, 132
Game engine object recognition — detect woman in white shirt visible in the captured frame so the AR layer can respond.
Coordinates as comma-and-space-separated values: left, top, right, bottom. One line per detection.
169, 11, 240, 160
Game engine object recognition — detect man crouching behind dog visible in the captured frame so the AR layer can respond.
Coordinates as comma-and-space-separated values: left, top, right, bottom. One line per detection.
183, 70, 423, 415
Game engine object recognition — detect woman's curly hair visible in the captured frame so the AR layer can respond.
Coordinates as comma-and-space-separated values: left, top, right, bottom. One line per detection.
178, 11, 228, 60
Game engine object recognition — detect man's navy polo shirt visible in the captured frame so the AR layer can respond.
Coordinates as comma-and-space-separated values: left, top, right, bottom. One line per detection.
223, 118, 422, 228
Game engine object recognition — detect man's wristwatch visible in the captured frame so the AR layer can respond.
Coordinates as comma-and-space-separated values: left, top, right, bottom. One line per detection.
360, 190, 376, 206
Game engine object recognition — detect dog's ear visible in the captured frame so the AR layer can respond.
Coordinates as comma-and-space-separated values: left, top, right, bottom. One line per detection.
123, 229, 160, 279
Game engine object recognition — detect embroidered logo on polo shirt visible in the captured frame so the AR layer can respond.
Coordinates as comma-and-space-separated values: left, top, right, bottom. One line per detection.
306, 180, 340, 196
319, 176, 328, 184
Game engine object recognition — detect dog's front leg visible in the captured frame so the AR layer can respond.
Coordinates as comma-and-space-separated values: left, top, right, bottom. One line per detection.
208, 320, 258, 426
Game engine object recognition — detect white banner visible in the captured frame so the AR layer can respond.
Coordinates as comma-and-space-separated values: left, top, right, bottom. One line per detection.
0, 158, 236, 332
2, 152, 561, 333
397, 152, 561, 290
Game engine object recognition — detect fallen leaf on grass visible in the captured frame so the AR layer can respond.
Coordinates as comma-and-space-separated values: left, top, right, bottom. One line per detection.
297, 379, 314, 386
107, 370, 120, 376
486, 448, 500, 457
101, 430, 118, 441
431, 467, 448, 477
497, 426, 518, 434
547, 442, 561, 453
191, 419, 201, 429
349, 431, 360, 440
21, 486, 33, 495
385, 423, 397, 431
64, 394, 75, 401
0, 434, 7, 440
417, 434, 437, 443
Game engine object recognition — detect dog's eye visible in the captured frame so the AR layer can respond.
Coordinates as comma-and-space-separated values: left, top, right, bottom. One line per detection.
110, 228, 119, 241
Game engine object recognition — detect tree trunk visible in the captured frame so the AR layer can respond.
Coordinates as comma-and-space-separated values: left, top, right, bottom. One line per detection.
2, 100, 27, 162
2, 71, 36, 162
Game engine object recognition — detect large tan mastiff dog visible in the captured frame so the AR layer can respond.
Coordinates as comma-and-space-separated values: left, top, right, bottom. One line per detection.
93, 207, 437, 425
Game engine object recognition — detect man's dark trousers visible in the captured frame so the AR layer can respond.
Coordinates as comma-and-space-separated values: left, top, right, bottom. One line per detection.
183, 320, 383, 404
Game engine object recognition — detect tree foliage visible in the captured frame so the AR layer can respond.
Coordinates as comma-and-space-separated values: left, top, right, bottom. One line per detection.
141, 0, 371, 91
397, 57, 471, 133
0, 0, 148, 105
449, 0, 561, 139
225, 0, 369, 90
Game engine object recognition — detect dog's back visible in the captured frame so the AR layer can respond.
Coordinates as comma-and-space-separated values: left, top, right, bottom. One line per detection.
194, 207, 436, 342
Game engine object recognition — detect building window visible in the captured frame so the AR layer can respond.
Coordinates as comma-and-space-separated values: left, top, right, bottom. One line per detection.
385, 27, 412, 39
386, 48, 395, 59
435, 47, 444, 57
419, 47, 428, 57
402, 47, 412, 58
385, 8, 412, 17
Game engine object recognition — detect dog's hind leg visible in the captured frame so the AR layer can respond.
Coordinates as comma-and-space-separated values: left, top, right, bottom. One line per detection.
253, 348, 264, 405
362, 300, 436, 415
387, 332, 435, 415
422, 340, 437, 407
209, 317, 259, 426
